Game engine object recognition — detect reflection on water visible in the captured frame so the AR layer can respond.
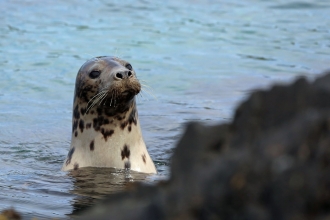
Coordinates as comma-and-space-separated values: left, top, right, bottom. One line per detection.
0, 0, 329, 218
67, 167, 152, 217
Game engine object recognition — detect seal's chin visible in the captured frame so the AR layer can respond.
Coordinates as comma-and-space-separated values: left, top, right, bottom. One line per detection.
120, 90, 137, 102
121, 91, 133, 97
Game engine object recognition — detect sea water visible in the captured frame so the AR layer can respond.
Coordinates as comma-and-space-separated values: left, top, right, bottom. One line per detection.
0, 0, 329, 218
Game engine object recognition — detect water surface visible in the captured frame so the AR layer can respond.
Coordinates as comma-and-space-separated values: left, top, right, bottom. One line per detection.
0, 0, 329, 218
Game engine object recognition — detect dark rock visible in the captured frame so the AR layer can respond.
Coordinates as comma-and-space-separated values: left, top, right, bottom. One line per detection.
0, 208, 21, 220
80, 71, 330, 220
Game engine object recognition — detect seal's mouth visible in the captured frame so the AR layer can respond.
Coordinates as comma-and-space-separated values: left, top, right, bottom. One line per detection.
118, 90, 137, 102
101, 89, 138, 108
85, 82, 141, 113
121, 91, 132, 96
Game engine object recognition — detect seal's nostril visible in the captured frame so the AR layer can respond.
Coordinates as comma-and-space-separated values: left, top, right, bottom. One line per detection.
116, 72, 123, 79
128, 71, 132, 77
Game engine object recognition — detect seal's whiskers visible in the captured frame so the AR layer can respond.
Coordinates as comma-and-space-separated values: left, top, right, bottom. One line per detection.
109, 91, 114, 107
87, 90, 107, 106
86, 90, 108, 113
139, 79, 157, 100
87, 91, 106, 104
141, 87, 157, 100
140, 83, 152, 90
87, 95, 104, 112
100, 93, 108, 106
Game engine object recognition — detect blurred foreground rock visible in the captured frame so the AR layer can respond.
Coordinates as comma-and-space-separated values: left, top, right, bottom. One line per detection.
0, 209, 21, 220
80, 72, 330, 220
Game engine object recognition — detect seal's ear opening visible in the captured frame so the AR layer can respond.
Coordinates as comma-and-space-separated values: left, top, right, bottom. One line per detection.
89, 70, 101, 79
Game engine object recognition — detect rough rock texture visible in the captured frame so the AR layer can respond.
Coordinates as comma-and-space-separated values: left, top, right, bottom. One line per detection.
80, 72, 330, 220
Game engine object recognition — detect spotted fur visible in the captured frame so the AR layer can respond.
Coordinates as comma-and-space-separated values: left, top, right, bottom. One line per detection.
72, 120, 78, 133
65, 147, 75, 166
90, 140, 94, 151
80, 107, 86, 115
142, 154, 146, 164
79, 120, 84, 133
101, 128, 114, 141
86, 123, 92, 129
62, 56, 157, 174
121, 145, 130, 160
73, 105, 80, 119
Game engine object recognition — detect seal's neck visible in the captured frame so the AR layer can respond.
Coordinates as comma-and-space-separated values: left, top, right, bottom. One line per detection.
71, 99, 141, 144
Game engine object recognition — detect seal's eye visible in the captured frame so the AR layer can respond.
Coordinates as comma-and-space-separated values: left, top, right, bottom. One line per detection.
89, 70, 101, 79
125, 63, 133, 70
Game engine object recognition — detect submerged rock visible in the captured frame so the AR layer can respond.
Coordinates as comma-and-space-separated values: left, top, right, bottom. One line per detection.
80, 71, 330, 220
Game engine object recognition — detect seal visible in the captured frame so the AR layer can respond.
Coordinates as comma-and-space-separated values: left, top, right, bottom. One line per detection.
61, 56, 157, 174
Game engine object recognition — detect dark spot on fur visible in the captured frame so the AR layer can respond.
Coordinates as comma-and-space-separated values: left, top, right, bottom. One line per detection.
73, 105, 80, 119
93, 116, 110, 131
97, 107, 103, 115
91, 110, 95, 114
86, 123, 92, 129
79, 120, 84, 133
121, 121, 128, 130
101, 128, 114, 141
124, 161, 131, 169
80, 107, 86, 115
74, 162, 79, 170
128, 126, 131, 132
104, 108, 116, 117
79, 85, 94, 102
66, 147, 75, 166
121, 145, 130, 160
128, 108, 137, 125
119, 108, 137, 130
90, 140, 94, 151
116, 115, 123, 121
142, 154, 146, 164
72, 120, 78, 133
75, 131, 78, 137
93, 118, 101, 131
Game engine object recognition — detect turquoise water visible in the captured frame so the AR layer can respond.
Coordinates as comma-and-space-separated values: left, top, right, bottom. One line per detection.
0, 0, 329, 218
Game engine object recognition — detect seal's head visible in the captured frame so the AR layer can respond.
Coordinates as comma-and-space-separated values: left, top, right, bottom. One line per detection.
75, 56, 141, 114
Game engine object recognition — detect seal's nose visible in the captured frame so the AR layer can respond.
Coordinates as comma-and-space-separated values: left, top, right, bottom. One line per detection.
115, 70, 132, 80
